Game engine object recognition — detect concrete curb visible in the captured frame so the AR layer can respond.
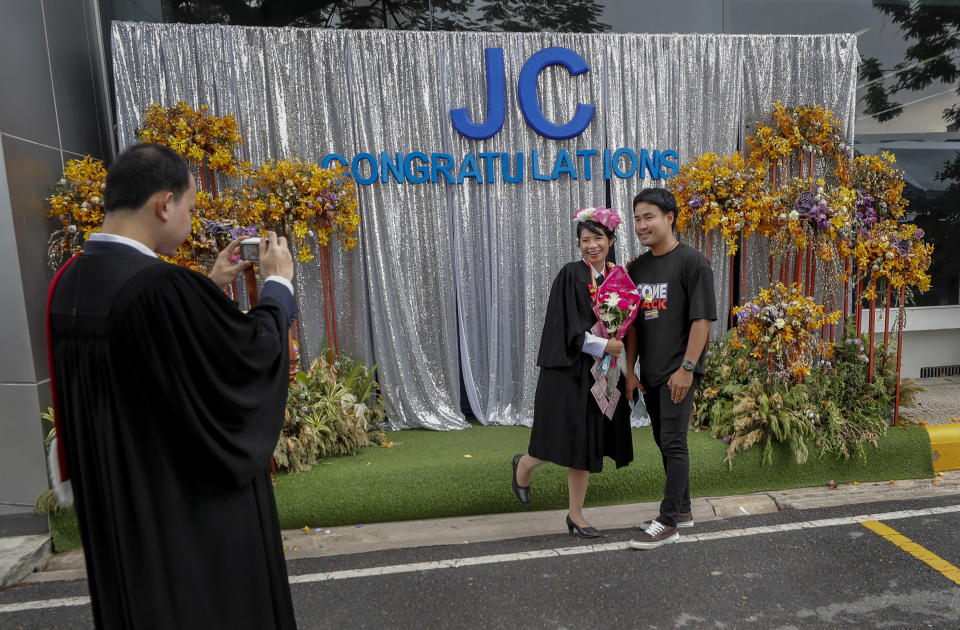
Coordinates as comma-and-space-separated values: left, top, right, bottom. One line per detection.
14, 471, 960, 586
0, 535, 51, 589
278, 470, 960, 559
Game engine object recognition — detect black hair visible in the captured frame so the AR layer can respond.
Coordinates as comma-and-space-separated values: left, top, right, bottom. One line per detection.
576, 220, 615, 240
632, 187, 678, 226
103, 143, 192, 213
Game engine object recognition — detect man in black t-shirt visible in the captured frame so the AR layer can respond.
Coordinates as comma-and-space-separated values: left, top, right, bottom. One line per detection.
624, 188, 717, 550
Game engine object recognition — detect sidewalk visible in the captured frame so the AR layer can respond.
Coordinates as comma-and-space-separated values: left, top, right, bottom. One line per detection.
899, 375, 960, 425
11, 469, 959, 587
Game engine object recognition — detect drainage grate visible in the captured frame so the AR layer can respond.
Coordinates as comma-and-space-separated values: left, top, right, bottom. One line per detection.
919, 364, 960, 378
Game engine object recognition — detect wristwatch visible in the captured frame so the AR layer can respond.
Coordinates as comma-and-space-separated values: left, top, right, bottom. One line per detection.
680, 359, 696, 372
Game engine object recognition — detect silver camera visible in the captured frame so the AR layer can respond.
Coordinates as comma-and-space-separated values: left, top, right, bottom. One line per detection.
240, 237, 261, 262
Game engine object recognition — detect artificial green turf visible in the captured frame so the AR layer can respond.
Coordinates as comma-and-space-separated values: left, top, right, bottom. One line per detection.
272, 423, 933, 529
48, 423, 933, 551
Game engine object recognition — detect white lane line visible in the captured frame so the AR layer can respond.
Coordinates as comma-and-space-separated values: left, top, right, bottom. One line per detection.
289, 504, 960, 584
288, 542, 629, 583
6, 504, 960, 613
0, 596, 91, 614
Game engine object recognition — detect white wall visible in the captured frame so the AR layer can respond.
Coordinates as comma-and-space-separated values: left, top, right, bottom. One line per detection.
861, 305, 960, 378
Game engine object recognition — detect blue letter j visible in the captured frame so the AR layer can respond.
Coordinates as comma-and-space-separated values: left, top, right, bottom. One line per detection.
450, 48, 506, 140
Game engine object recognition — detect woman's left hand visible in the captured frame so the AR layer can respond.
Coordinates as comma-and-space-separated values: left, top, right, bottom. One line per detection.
604, 338, 624, 356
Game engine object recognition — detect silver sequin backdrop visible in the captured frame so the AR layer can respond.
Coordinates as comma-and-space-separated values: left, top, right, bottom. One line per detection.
111, 23, 857, 430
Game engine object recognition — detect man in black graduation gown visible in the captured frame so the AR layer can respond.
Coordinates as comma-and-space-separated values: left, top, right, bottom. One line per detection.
47, 143, 298, 629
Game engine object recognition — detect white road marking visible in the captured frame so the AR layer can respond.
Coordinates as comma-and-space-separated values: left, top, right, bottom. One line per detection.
0, 596, 90, 613
5, 504, 960, 613
288, 504, 960, 584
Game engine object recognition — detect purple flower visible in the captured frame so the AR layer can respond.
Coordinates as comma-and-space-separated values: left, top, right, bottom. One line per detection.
896, 238, 910, 255
689, 194, 704, 210
915, 228, 925, 240
795, 191, 816, 216
201, 219, 233, 236
229, 225, 258, 239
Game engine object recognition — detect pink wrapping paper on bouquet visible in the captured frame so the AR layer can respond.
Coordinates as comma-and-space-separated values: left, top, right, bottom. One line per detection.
589, 265, 641, 418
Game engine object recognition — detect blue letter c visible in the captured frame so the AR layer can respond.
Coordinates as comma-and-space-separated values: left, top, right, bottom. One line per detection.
517, 47, 595, 140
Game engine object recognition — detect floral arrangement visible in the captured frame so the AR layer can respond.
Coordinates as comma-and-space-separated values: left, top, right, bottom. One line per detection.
667, 101, 933, 466
573, 205, 622, 232
162, 214, 219, 273
842, 152, 908, 221
588, 265, 641, 400
48, 102, 363, 273
746, 101, 851, 167
668, 152, 772, 254
46, 156, 107, 269
770, 178, 858, 261
592, 268, 642, 338
730, 282, 841, 382
138, 102, 249, 176
247, 159, 360, 262
847, 220, 932, 299
695, 323, 925, 466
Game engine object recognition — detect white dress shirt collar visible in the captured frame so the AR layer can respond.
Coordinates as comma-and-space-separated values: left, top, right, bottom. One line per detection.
583, 258, 606, 279
87, 233, 157, 258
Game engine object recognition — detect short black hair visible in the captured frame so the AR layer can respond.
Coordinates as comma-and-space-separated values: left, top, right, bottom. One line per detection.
104, 143, 192, 213
632, 187, 678, 218
576, 220, 615, 240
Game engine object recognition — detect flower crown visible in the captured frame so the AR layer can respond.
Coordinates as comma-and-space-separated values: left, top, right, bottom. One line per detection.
573, 205, 622, 233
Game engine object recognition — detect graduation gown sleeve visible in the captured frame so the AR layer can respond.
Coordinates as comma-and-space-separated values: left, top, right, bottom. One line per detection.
111, 263, 294, 486
536, 262, 597, 368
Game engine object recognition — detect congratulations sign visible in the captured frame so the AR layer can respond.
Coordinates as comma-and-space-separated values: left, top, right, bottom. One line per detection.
321, 46, 678, 185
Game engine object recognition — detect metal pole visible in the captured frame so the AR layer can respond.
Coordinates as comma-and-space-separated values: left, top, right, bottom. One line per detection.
894, 290, 905, 426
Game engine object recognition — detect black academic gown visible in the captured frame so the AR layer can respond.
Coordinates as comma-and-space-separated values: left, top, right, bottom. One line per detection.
48, 240, 298, 630
528, 261, 633, 473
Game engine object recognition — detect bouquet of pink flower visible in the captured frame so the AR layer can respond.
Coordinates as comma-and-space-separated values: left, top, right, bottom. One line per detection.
589, 265, 642, 407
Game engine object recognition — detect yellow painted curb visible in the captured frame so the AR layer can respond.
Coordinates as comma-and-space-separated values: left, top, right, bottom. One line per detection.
927, 424, 960, 472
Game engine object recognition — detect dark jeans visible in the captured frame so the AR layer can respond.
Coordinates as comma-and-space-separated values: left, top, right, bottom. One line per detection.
645, 376, 700, 528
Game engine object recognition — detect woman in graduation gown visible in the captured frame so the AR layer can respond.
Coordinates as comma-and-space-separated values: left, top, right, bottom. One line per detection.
510, 207, 634, 537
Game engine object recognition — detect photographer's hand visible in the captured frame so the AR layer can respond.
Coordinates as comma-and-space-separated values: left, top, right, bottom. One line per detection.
260, 231, 294, 282
208, 237, 251, 290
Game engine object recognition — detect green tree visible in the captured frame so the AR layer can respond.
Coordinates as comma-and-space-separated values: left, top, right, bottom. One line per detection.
166, 0, 610, 31
475, 0, 608, 33
860, 1, 960, 127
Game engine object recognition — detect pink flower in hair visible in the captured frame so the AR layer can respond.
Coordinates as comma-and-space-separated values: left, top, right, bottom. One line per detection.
573, 205, 622, 232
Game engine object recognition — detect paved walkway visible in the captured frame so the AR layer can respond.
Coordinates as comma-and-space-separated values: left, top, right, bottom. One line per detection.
899, 375, 960, 425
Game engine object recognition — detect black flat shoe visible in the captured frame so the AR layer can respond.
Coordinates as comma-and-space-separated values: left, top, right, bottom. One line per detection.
566, 514, 601, 538
511, 454, 531, 504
